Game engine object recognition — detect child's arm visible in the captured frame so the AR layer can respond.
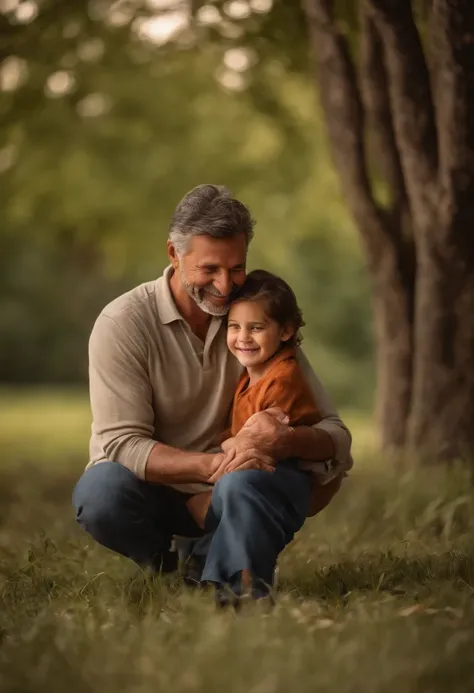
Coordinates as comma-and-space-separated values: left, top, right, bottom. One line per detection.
259, 368, 322, 427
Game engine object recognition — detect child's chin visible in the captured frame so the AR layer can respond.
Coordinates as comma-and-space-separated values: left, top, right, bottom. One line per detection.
238, 355, 264, 367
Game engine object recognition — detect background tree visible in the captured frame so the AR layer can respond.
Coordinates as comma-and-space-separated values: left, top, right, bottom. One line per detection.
301, 0, 474, 460
187, 0, 474, 460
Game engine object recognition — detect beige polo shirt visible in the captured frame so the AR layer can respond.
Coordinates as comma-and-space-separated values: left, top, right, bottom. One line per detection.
88, 266, 353, 493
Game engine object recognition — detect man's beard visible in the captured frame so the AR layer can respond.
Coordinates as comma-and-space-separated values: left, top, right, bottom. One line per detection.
179, 265, 232, 317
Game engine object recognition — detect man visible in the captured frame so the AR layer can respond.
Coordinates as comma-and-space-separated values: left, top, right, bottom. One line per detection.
72, 184, 352, 604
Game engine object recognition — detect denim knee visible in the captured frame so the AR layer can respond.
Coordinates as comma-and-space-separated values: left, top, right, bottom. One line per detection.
72, 462, 132, 535
212, 470, 265, 504
212, 466, 311, 531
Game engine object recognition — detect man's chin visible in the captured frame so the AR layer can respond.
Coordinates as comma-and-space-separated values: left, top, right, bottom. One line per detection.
196, 297, 229, 317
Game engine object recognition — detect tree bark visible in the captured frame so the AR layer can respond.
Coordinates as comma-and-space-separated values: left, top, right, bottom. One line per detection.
303, 0, 415, 449
371, 233, 415, 449
367, 0, 438, 228
359, 11, 416, 448
367, 0, 474, 459
407, 0, 474, 459
304, 0, 474, 461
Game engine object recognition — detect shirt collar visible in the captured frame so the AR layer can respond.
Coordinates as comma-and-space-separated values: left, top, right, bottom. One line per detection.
155, 265, 184, 325
265, 345, 297, 370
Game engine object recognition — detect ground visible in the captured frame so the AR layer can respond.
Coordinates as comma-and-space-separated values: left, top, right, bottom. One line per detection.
1, 390, 474, 692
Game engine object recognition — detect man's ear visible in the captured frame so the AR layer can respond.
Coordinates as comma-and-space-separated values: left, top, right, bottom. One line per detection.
167, 240, 179, 269
281, 324, 296, 343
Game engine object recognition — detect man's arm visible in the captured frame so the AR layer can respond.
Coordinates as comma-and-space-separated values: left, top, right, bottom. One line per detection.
295, 349, 353, 469
89, 313, 220, 483
222, 411, 334, 463
288, 426, 335, 460
145, 441, 219, 484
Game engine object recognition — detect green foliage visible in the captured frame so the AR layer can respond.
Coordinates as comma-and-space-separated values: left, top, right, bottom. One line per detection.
0, 0, 373, 407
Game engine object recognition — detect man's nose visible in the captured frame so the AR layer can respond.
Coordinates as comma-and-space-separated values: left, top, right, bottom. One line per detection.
214, 271, 232, 297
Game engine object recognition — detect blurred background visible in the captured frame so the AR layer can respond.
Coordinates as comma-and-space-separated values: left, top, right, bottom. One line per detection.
3, 6, 474, 691
0, 0, 374, 465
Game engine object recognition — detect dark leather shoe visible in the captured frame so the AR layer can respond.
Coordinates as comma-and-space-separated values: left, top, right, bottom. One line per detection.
182, 553, 206, 587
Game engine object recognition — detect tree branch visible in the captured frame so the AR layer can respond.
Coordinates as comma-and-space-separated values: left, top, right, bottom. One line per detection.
359, 9, 415, 287
431, 0, 474, 249
360, 11, 407, 215
367, 0, 438, 228
302, 0, 387, 268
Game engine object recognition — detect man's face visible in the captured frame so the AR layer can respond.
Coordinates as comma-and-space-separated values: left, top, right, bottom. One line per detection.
169, 234, 248, 317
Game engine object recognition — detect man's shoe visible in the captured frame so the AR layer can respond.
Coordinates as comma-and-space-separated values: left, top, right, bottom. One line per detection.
182, 553, 206, 588
150, 549, 179, 574
214, 584, 239, 609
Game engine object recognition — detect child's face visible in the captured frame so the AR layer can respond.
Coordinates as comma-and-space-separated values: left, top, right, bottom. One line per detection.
227, 300, 294, 369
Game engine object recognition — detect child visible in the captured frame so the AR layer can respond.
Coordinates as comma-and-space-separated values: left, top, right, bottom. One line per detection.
186, 269, 326, 529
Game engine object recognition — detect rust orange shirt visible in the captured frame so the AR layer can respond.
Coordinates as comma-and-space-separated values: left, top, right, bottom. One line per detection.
230, 347, 322, 436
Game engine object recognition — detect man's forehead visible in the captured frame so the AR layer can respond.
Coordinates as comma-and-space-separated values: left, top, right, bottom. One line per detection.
186, 234, 247, 264
196, 256, 246, 266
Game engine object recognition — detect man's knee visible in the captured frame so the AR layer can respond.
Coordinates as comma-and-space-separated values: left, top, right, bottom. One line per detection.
72, 462, 135, 535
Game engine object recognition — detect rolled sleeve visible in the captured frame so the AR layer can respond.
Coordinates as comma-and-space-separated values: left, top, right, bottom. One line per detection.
295, 349, 353, 471
313, 417, 353, 470
89, 313, 156, 479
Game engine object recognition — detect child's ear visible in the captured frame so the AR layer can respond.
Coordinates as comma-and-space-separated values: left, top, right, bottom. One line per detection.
281, 324, 296, 343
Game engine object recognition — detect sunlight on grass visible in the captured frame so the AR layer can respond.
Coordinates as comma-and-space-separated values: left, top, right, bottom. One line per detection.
0, 388, 378, 470
0, 388, 91, 466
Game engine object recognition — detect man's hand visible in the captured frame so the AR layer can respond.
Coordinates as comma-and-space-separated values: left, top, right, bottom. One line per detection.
207, 451, 226, 479
220, 437, 236, 454
205, 408, 294, 483
238, 407, 295, 459
208, 447, 275, 483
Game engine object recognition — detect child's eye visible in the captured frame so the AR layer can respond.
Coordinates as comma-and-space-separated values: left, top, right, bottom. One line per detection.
251, 326, 263, 332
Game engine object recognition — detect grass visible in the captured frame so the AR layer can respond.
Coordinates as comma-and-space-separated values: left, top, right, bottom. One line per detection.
1, 388, 474, 692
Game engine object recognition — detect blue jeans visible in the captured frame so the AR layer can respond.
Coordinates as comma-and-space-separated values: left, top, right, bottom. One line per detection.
72, 461, 311, 588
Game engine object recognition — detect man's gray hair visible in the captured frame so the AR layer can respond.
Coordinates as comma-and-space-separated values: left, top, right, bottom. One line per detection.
168, 184, 255, 255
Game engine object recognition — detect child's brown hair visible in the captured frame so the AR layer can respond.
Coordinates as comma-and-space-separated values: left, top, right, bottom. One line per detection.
230, 269, 305, 347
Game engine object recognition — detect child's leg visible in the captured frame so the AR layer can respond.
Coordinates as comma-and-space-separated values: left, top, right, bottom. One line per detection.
307, 474, 344, 517
185, 491, 212, 530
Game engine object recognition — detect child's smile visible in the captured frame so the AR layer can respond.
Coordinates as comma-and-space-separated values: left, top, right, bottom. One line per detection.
227, 300, 294, 382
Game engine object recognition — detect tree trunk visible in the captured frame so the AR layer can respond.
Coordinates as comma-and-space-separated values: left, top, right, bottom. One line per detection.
408, 0, 474, 460
408, 233, 474, 459
303, 0, 415, 449
305, 0, 474, 461
373, 238, 415, 450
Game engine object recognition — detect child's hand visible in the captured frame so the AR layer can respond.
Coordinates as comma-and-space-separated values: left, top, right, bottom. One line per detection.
242, 407, 290, 429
